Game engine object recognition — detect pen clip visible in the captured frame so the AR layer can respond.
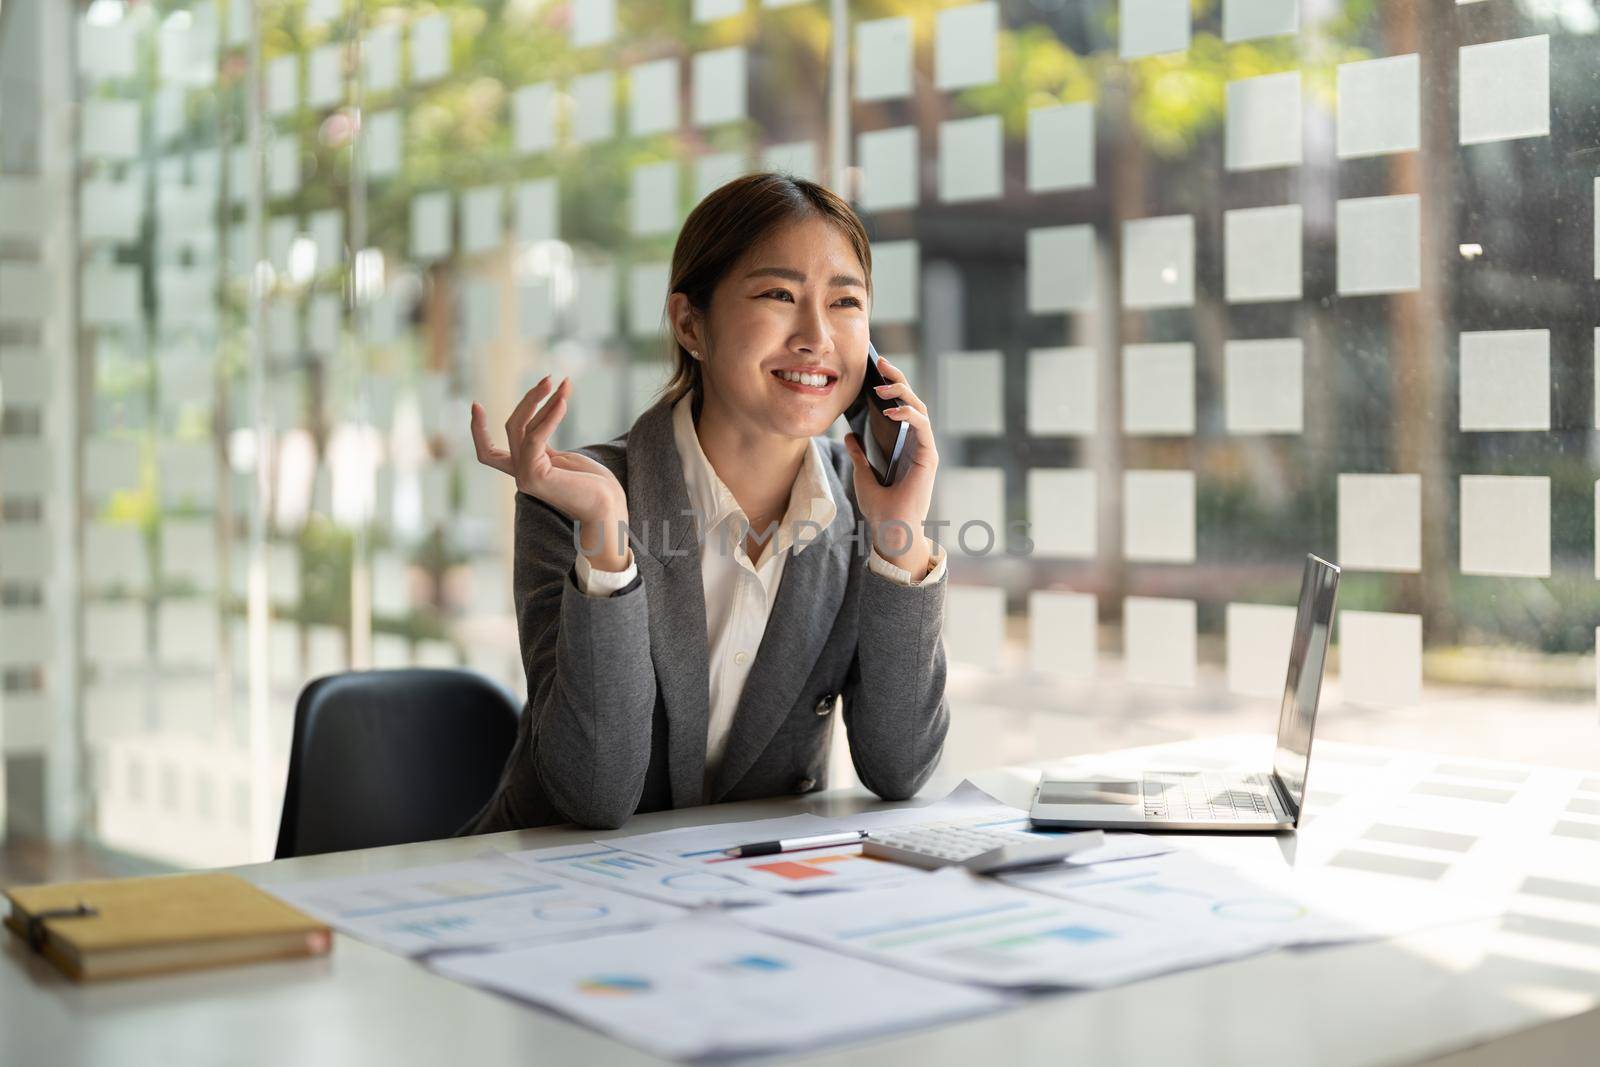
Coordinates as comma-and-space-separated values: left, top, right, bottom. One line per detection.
25, 902, 99, 952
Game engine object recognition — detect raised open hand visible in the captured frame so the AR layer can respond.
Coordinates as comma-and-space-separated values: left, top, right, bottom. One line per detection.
470, 377, 630, 564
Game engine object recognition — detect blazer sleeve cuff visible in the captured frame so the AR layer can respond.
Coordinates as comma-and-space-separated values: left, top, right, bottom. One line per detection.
867, 538, 947, 587
574, 547, 639, 597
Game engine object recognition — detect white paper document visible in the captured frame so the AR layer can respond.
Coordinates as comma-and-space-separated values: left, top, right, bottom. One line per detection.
510, 841, 781, 907
428, 916, 1007, 1061
262, 855, 682, 957
1003, 851, 1500, 949
606, 813, 839, 865
736, 867, 1272, 989
609, 815, 919, 894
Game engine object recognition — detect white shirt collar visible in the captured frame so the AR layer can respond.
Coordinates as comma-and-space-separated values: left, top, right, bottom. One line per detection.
670, 391, 837, 558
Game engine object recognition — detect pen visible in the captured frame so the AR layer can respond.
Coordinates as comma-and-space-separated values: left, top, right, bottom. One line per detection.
722, 830, 868, 858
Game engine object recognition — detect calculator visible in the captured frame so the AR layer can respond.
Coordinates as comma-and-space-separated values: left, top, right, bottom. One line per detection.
862, 823, 1106, 874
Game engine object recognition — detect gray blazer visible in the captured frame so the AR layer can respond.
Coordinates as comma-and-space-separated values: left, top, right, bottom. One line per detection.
459, 396, 950, 833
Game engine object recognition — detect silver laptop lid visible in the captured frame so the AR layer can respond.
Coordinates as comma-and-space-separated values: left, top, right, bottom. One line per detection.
1272, 554, 1341, 823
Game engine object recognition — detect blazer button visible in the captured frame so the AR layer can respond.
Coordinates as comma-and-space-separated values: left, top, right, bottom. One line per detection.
814, 693, 836, 717
795, 777, 816, 793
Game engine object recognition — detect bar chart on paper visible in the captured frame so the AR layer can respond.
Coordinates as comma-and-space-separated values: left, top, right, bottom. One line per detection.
262, 856, 683, 956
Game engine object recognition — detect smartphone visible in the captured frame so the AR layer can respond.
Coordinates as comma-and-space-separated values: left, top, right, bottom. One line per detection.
843, 342, 915, 487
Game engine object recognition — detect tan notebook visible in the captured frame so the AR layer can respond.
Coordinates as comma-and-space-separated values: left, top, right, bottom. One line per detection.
4, 871, 332, 982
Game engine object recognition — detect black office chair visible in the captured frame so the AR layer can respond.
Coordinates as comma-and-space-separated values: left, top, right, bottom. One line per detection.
274, 668, 520, 859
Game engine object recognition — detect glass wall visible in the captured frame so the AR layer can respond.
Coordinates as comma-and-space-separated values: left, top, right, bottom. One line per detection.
1, 0, 1597, 868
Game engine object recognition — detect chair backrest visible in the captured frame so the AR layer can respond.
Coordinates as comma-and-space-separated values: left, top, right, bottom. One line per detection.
275, 668, 520, 859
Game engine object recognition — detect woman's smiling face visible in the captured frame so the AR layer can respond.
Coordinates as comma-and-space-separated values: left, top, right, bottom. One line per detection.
683, 215, 871, 440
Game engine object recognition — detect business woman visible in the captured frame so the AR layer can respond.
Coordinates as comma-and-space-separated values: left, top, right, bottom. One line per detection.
459, 172, 950, 832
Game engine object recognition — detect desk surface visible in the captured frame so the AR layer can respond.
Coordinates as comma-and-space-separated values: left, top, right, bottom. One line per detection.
4, 736, 1599, 1067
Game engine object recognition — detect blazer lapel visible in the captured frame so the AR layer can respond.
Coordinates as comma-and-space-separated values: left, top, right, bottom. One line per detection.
708, 463, 855, 802
623, 399, 711, 810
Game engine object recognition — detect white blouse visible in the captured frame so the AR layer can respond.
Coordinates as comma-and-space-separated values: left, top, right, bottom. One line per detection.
573, 392, 947, 800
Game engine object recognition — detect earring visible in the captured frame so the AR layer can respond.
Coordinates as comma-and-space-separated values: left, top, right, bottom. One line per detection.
690, 350, 700, 360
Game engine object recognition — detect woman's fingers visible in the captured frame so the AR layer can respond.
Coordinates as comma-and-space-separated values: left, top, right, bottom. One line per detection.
504, 376, 553, 446
875, 355, 907, 385
886, 403, 938, 466
469, 402, 514, 474
873, 380, 927, 415
520, 378, 571, 458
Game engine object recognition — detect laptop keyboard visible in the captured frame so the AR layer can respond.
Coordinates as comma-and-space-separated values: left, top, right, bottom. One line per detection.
1142, 771, 1278, 822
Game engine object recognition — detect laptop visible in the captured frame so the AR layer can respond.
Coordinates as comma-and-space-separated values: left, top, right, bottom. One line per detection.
1028, 553, 1340, 834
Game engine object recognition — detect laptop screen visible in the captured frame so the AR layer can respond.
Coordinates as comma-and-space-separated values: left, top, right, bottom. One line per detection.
1272, 555, 1341, 820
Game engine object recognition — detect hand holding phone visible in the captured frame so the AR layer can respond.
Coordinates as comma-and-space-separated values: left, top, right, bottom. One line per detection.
842, 343, 916, 487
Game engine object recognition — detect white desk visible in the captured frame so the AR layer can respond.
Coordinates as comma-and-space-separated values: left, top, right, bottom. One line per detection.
4, 737, 1599, 1066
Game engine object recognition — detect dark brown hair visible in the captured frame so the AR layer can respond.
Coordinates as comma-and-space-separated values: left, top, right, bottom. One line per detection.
655, 172, 873, 408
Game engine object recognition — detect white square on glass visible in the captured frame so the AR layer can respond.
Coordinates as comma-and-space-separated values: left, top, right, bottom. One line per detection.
266, 54, 299, 117
570, 71, 616, 145
630, 161, 680, 237
694, 0, 744, 22
1122, 215, 1194, 309
628, 262, 671, 337
1124, 596, 1196, 687
1122, 343, 1194, 435
1027, 225, 1096, 314
365, 109, 402, 178
1339, 610, 1421, 707
1027, 348, 1096, 435
1337, 473, 1420, 572
307, 44, 343, 109
1120, 0, 1189, 59
1028, 469, 1096, 559
945, 585, 1005, 671
857, 126, 919, 212
575, 262, 617, 341
513, 83, 556, 155
937, 468, 1005, 556
1027, 102, 1094, 192
460, 186, 504, 255
1337, 54, 1419, 159
1123, 470, 1195, 563
935, 3, 998, 91
1458, 329, 1549, 431
82, 100, 142, 161
514, 178, 557, 244
938, 115, 1003, 203
1225, 203, 1302, 304
1226, 603, 1297, 698
1459, 35, 1549, 146
1226, 71, 1301, 171
363, 24, 400, 93
572, 0, 616, 47
856, 17, 913, 102
410, 14, 450, 84
1336, 195, 1419, 296
938, 350, 1005, 435
1223, 0, 1297, 42
1028, 591, 1097, 680
410, 190, 452, 261
630, 58, 680, 136
692, 47, 747, 127
870, 240, 918, 324
1459, 475, 1549, 577
1225, 338, 1302, 434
